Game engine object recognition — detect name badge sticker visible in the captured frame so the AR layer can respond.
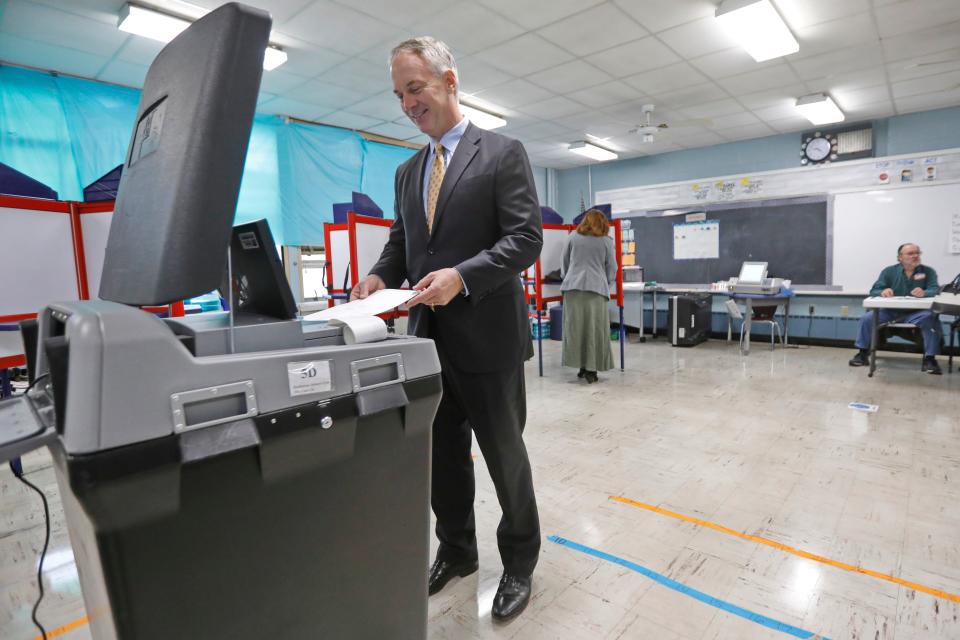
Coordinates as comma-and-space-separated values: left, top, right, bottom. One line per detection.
914, 273, 926, 280
287, 360, 332, 396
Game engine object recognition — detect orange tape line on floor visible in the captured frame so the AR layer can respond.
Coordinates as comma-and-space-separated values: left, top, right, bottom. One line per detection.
32, 615, 89, 639
609, 495, 960, 603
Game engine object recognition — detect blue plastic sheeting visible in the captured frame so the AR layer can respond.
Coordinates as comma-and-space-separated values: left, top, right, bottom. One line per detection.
54, 74, 140, 194
235, 115, 284, 242
0, 65, 418, 247
0, 66, 83, 198
361, 140, 417, 220
277, 121, 365, 245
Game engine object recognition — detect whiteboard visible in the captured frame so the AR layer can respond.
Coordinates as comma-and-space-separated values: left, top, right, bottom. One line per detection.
0, 207, 79, 316
833, 182, 960, 292
81, 211, 113, 300
673, 220, 719, 260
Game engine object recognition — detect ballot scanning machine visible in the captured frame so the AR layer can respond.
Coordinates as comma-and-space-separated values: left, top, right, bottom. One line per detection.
0, 4, 439, 639
728, 261, 784, 294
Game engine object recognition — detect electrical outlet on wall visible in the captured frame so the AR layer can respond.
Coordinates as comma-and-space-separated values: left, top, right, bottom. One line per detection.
840, 306, 849, 317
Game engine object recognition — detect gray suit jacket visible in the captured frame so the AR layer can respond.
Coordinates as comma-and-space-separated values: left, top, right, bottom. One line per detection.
560, 233, 616, 297
370, 123, 543, 373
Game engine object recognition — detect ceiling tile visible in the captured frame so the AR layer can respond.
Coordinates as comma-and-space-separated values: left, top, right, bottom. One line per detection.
266, 40, 346, 79
585, 37, 681, 78
278, 1, 399, 54
689, 47, 781, 80
537, 3, 648, 57
624, 62, 708, 95
775, 0, 870, 30
765, 114, 815, 133
0, 0, 127, 59
113, 35, 168, 66
258, 96, 329, 121
509, 120, 580, 141
602, 100, 684, 126
285, 79, 368, 111
416, 3, 525, 56
567, 81, 646, 109
95, 58, 148, 89
715, 62, 802, 95
708, 111, 762, 128
833, 85, 891, 110
715, 122, 777, 140
256, 92, 278, 107
804, 68, 888, 93
880, 23, 960, 63
474, 79, 554, 109
476, 0, 604, 30
350, 90, 405, 120
894, 86, 960, 113
318, 58, 388, 88
789, 42, 883, 81
0, 33, 105, 77
886, 56, 960, 84
456, 56, 515, 94
650, 83, 728, 108
612, 0, 715, 34
790, 12, 879, 59
366, 121, 421, 140
188, 0, 312, 23
843, 100, 895, 120
555, 112, 633, 138
656, 16, 738, 59
527, 60, 612, 95
670, 130, 726, 147
517, 96, 589, 120
680, 98, 745, 120
874, 0, 960, 38
891, 69, 960, 99
474, 34, 575, 76
738, 84, 809, 110
259, 69, 312, 95
332, 0, 457, 29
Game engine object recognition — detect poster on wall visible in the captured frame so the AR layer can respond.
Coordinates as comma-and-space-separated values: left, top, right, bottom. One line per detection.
714, 180, 736, 200
674, 220, 719, 260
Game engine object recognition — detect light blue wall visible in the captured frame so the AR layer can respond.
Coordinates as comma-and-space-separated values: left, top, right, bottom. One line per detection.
555, 106, 960, 220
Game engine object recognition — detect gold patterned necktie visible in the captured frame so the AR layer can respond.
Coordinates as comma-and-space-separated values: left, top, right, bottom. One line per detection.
426, 143, 445, 234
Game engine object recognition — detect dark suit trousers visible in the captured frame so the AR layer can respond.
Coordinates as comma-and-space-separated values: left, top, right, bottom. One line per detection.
430, 341, 541, 577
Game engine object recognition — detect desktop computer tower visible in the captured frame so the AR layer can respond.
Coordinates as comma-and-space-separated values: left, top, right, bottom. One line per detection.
669, 293, 712, 347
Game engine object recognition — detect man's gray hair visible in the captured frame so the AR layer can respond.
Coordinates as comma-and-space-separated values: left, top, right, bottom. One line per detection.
390, 36, 459, 88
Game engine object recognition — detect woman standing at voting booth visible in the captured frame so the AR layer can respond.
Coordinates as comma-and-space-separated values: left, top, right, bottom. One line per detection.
560, 209, 617, 383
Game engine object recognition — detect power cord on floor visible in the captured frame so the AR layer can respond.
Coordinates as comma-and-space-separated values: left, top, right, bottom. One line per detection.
9, 459, 50, 640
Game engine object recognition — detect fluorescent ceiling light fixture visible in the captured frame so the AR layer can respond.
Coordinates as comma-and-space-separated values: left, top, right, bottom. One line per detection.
568, 141, 617, 162
715, 0, 798, 62
459, 102, 506, 130
118, 4, 189, 43
795, 93, 845, 125
118, 4, 286, 70
263, 46, 288, 71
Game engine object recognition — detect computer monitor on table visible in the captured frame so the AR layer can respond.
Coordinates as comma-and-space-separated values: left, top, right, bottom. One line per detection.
739, 262, 768, 284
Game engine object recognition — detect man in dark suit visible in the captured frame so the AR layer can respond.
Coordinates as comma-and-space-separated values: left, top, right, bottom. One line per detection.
351, 36, 542, 621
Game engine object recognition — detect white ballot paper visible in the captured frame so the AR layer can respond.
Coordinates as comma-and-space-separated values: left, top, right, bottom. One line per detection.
303, 289, 417, 322
328, 316, 388, 344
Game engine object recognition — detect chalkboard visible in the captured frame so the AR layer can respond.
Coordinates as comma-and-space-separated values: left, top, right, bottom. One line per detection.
626, 196, 828, 285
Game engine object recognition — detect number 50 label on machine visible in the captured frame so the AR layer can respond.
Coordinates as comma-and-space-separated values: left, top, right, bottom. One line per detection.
287, 360, 332, 396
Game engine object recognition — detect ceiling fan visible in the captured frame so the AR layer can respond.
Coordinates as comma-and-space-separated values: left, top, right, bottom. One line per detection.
628, 104, 669, 143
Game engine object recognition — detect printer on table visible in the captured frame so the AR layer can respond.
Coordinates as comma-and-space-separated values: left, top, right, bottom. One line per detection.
728, 262, 783, 295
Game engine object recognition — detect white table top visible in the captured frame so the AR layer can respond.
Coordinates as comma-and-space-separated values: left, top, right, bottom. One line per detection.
862, 296, 934, 310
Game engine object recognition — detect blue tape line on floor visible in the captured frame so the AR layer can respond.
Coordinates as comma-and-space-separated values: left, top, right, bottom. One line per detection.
548, 535, 827, 640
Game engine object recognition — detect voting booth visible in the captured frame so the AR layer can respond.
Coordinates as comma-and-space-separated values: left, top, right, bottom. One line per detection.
0, 5, 439, 639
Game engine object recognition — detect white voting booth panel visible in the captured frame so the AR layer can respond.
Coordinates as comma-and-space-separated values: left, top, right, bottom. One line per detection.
327, 228, 351, 297
540, 226, 570, 300
350, 216, 393, 285
833, 182, 960, 292
0, 205, 79, 317
80, 209, 114, 299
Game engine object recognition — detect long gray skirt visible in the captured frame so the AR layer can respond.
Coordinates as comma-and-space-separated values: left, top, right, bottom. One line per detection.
561, 290, 614, 372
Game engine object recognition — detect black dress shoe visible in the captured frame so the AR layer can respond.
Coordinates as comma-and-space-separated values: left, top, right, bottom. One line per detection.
428, 557, 478, 595
577, 368, 586, 378
491, 573, 531, 621
849, 351, 869, 367
584, 371, 598, 384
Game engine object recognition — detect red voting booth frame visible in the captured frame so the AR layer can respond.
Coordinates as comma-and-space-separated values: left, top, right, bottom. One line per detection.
0, 195, 185, 370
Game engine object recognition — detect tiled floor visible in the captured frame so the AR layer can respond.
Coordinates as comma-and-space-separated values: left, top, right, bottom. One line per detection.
2, 338, 959, 639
